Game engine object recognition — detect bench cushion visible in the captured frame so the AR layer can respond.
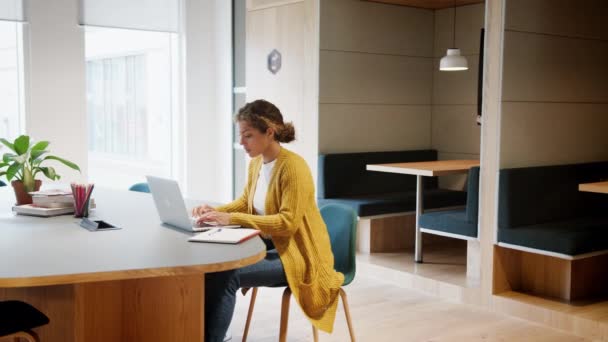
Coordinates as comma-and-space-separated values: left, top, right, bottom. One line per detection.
498, 161, 608, 229
318, 150, 439, 199
498, 216, 608, 255
318, 189, 466, 217
419, 209, 477, 238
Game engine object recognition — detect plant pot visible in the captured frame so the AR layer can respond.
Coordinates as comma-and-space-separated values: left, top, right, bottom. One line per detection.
11, 180, 42, 205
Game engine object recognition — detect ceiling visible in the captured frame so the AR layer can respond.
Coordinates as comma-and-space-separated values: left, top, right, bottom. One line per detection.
365, 0, 485, 10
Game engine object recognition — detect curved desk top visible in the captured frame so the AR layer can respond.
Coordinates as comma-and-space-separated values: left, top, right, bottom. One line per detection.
0, 187, 266, 287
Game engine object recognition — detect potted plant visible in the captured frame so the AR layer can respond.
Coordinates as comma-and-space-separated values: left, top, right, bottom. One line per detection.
0, 135, 80, 205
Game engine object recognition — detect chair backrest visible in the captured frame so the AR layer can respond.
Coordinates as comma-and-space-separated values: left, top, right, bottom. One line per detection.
129, 182, 150, 193
320, 203, 357, 286
498, 161, 608, 229
317, 150, 439, 199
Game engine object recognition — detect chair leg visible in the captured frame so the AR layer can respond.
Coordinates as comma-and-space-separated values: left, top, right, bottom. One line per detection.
279, 288, 291, 342
4, 331, 39, 342
242, 287, 258, 342
312, 325, 319, 342
340, 288, 356, 342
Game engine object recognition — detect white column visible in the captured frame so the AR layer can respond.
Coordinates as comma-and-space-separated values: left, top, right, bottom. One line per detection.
182, 0, 233, 202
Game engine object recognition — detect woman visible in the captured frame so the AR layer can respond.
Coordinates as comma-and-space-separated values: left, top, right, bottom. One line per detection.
193, 99, 344, 342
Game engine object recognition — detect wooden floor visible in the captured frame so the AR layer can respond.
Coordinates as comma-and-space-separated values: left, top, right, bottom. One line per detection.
357, 241, 473, 288
229, 271, 588, 341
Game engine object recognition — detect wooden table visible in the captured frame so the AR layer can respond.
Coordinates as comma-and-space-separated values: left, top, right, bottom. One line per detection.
579, 181, 608, 194
367, 160, 480, 263
0, 187, 266, 342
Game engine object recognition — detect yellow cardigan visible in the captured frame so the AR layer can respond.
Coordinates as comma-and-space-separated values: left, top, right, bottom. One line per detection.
215, 147, 344, 333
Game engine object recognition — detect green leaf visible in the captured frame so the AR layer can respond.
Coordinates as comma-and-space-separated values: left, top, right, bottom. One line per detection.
0, 171, 6, 177
3, 153, 16, 164
0, 138, 15, 152
6, 162, 22, 181
31, 149, 48, 160
42, 155, 81, 172
13, 135, 30, 155
39, 166, 58, 180
30, 141, 50, 160
31, 141, 49, 151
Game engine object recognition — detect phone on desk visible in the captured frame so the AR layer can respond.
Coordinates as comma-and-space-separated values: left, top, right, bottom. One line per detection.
80, 217, 122, 231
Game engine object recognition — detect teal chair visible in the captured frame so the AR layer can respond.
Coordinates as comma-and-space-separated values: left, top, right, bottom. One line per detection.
128, 182, 150, 193
242, 203, 357, 342
0, 180, 5, 187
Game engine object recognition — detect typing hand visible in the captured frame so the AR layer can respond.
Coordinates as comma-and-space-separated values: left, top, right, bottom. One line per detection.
197, 211, 231, 226
192, 204, 215, 217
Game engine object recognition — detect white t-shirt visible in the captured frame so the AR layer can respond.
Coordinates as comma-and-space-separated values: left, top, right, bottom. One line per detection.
253, 159, 276, 215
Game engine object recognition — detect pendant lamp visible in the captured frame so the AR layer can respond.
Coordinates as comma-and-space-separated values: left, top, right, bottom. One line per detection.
440, 0, 468, 71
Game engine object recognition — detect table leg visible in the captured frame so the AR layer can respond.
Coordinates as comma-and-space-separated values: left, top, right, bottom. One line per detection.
415, 175, 424, 263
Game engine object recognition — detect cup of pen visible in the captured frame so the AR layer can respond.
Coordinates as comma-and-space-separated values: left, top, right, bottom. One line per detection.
71, 183, 94, 218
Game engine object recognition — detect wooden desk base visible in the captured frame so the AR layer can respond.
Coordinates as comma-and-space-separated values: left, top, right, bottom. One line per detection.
0, 274, 204, 342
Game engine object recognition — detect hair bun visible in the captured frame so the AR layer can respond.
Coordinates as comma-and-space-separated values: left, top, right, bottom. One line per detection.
276, 122, 295, 143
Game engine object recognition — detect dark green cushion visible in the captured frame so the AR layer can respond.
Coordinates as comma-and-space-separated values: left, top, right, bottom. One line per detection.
419, 209, 478, 238
498, 217, 608, 255
0, 301, 49, 337
318, 150, 439, 199
466, 167, 480, 223
318, 189, 466, 217
498, 162, 608, 229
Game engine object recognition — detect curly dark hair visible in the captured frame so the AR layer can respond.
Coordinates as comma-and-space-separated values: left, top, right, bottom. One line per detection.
235, 99, 295, 143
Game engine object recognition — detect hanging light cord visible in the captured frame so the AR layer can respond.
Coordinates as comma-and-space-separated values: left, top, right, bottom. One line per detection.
452, 0, 456, 48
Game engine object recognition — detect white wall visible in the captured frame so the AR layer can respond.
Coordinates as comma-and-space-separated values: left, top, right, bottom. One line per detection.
25, 0, 87, 184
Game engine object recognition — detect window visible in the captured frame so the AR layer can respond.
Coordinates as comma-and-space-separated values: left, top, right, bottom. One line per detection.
0, 21, 24, 141
85, 27, 179, 189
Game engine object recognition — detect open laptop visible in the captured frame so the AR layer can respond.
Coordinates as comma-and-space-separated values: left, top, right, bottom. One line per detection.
146, 175, 239, 232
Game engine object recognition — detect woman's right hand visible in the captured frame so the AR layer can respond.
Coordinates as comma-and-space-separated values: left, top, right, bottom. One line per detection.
191, 204, 215, 217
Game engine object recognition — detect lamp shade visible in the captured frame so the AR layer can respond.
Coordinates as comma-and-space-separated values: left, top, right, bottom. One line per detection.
440, 48, 468, 71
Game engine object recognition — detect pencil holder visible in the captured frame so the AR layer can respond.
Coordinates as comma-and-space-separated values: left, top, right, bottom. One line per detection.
71, 183, 94, 218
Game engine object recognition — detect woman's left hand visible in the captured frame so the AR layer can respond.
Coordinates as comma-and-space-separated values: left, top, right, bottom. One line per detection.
197, 211, 231, 226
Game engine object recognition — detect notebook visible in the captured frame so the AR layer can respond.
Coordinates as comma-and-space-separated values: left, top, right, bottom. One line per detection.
188, 228, 260, 244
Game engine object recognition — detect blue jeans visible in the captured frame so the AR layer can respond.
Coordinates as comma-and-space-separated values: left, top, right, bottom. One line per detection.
205, 241, 286, 342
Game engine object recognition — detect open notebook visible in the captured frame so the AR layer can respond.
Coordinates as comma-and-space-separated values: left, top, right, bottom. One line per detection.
188, 228, 260, 244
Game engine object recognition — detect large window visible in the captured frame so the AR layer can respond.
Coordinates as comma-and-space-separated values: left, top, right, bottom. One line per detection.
85, 27, 179, 189
0, 21, 24, 141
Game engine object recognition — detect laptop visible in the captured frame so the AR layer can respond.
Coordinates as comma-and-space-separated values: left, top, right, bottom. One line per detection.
146, 176, 239, 232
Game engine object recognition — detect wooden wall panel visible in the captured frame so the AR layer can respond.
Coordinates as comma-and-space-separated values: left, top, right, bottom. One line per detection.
500, 102, 608, 168
434, 4, 486, 57
321, 0, 433, 56
319, 104, 431, 153
505, 0, 608, 40
502, 31, 608, 103
320, 50, 433, 105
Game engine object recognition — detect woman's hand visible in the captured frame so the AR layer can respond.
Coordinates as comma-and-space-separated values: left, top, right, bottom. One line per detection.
197, 211, 231, 226
191, 204, 215, 217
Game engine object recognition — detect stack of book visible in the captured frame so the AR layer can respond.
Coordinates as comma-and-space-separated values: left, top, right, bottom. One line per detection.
12, 189, 95, 217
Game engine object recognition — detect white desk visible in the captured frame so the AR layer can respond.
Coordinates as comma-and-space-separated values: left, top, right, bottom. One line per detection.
0, 187, 265, 342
